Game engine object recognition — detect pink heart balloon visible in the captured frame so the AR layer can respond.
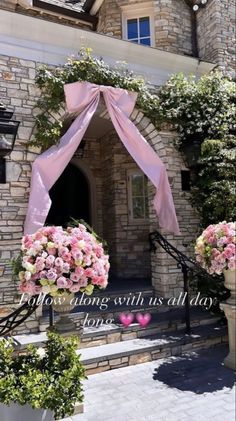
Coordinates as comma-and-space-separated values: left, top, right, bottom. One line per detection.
136, 313, 152, 328
119, 313, 134, 327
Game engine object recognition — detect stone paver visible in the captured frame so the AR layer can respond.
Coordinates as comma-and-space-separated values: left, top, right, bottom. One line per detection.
62, 345, 235, 421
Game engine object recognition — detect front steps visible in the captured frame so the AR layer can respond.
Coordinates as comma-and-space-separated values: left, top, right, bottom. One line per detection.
12, 316, 227, 376
80, 323, 228, 375
10, 284, 228, 376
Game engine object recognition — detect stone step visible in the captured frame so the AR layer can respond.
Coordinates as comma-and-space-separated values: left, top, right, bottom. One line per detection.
13, 307, 221, 352
79, 308, 220, 348
40, 294, 219, 331
79, 323, 228, 375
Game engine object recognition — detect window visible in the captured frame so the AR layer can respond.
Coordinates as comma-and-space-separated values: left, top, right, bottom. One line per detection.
127, 17, 151, 46
122, 4, 154, 47
128, 170, 149, 221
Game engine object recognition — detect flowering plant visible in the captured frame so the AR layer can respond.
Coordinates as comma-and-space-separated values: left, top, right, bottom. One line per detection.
15, 224, 110, 296
195, 221, 236, 275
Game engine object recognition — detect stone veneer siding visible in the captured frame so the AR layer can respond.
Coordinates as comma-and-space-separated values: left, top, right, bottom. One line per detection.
97, 0, 193, 56
101, 130, 151, 280
197, 0, 236, 76
0, 52, 199, 334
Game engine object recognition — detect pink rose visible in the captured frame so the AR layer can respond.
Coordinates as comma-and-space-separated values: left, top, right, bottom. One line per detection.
45, 255, 55, 268
70, 273, 80, 282
46, 270, 57, 281
63, 263, 70, 273
69, 284, 81, 293
84, 268, 94, 278
55, 257, 64, 267
78, 278, 88, 287
57, 277, 68, 288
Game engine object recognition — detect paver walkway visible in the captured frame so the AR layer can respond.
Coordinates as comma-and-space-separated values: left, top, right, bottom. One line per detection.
63, 345, 235, 421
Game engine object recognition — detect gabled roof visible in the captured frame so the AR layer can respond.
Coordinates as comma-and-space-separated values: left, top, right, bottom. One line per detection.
19, 0, 98, 28
38, 0, 87, 13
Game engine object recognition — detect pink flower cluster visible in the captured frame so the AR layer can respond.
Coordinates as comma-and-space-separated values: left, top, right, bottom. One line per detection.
195, 221, 236, 275
18, 224, 110, 296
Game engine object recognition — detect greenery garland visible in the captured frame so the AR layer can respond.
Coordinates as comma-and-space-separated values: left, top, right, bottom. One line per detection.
33, 48, 161, 150
32, 48, 235, 229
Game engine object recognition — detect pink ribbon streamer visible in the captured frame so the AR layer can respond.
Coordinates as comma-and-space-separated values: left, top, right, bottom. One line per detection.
24, 81, 180, 235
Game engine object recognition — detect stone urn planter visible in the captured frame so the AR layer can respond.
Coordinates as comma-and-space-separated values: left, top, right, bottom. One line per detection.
0, 403, 54, 421
52, 292, 78, 334
195, 222, 236, 371
220, 269, 236, 371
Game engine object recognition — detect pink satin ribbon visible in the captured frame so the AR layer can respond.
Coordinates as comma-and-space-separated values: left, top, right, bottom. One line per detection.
24, 81, 180, 235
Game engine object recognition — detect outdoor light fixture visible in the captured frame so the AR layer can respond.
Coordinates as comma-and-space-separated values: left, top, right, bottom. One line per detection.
0, 103, 20, 183
75, 138, 86, 158
192, 0, 208, 11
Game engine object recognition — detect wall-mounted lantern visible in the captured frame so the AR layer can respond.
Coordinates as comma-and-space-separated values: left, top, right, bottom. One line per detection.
0, 103, 20, 183
192, 0, 208, 11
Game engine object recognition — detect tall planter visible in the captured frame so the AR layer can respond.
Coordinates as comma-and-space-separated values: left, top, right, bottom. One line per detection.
0, 403, 54, 421
52, 293, 78, 334
220, 269, 236, 371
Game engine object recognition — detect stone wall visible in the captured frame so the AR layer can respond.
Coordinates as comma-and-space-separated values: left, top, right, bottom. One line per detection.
0, 54, 40, 311
130, 111, 200, 297
153, 0, 192, 55
97, 0, 193, 56
101, 129, 151, 280
197, 0, 236, 76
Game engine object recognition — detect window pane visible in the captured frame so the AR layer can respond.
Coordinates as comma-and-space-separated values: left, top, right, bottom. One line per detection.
132, 197, 144, 219
140, 17, 150, 37
140, 38, 151, 46
132, 174, 143, 196
127, 19, 138, 39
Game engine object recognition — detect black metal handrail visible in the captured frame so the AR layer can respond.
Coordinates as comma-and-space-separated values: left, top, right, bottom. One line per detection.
149, 231, 217, 334
0, 298, 38, 337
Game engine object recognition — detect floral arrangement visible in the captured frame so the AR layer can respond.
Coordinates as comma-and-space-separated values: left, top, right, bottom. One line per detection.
195, 221, 236, 275
16, 224, 110, 296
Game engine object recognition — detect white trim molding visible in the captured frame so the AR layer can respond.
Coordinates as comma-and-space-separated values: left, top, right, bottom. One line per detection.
90, 0, 104, 16
0, 10, 215, 85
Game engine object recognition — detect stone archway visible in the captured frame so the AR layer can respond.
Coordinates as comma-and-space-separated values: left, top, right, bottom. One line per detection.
41, 102, 199, 298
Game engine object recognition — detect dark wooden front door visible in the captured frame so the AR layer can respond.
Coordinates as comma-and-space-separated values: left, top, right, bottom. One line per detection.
46, 162, 91, 227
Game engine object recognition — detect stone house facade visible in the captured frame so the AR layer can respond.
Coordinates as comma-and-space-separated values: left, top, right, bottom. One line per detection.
0, 0, 235, 332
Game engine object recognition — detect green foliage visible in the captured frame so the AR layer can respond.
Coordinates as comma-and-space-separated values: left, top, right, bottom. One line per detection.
0, 333, 86, 419
159, 72, 235, 145
31, 50, 235, 306
191, 136, 236, 227
189, 271, 229, 315
32, 48, 161, 150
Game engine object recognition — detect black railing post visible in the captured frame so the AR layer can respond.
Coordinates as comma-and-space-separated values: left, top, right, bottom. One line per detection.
182, 265, 191, 334
49, 303, 54, 328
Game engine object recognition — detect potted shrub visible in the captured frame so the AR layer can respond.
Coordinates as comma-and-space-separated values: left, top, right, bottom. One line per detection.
195, 221, 236, 370
13, 223, 110, 333
0, 332, 86, 420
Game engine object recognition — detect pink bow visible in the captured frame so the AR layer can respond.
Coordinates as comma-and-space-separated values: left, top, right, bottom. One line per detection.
24, 81, 180, 235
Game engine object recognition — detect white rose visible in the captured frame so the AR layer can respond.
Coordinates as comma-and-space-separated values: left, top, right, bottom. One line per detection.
24, 271, 32, 281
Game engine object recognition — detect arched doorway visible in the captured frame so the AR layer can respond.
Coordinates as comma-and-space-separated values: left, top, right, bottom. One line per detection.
46, 162, 91, 227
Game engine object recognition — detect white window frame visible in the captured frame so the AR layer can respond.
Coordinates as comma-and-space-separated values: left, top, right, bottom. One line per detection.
127, 169, 149, 223
122, 3, 155, 47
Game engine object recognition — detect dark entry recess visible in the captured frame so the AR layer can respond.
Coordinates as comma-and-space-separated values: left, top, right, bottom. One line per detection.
46, 163, 91, 227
